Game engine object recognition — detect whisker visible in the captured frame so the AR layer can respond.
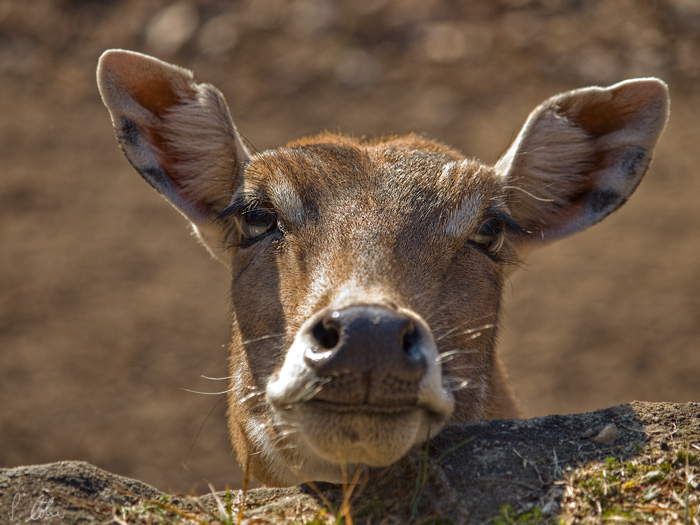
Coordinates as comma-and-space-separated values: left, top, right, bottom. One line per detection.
436, 321, 496, 342
240, 390, 266, 404
436, 349, 480, 365
181, 386, 233, 395
287, 377, 332, 404
447, 379, 471, 392
437, 348, 479, 359
446, 378, 482, 392
435, 335, 487, 364
278, 428, 301, 440
241, 333, 286, 346
444, 363, 488, 372
503, 184, 555, 203
200, 374, 234, 381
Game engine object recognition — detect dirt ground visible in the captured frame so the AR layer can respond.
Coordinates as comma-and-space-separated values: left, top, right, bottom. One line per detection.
1, 0, 700, 495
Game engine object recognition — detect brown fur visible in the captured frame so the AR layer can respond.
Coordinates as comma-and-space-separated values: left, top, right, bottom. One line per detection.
97, 50, 669, 486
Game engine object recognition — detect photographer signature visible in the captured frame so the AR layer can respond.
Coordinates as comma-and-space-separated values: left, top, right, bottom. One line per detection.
9, 493, 64, 522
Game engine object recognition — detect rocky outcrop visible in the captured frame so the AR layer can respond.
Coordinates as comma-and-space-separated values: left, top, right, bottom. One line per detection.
2, 401, 698, 524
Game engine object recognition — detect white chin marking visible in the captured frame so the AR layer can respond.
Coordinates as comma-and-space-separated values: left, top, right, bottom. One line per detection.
299, 407, 425, 466
264, 403, 449, 483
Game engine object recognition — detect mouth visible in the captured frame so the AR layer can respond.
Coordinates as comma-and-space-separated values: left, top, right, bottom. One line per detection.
298, 397, 452, 421
301, 399, 422, 413
271, 398, 447, 470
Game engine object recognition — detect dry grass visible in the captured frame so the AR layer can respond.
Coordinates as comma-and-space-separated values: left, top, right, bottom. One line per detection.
559, 445, 699, 524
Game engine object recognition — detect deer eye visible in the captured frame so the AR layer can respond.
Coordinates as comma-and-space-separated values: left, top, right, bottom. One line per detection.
470, 218, 505, 255
240, 208, 277, 240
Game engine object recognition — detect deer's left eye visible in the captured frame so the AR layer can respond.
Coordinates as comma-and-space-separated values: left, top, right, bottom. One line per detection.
469, 218, 505, 255
240, 208, 277, 240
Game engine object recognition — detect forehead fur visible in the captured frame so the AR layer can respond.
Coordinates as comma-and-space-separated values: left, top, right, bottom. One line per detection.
243, 132, 502, 221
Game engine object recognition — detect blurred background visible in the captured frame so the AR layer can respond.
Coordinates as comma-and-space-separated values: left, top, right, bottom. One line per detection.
1, 0, 699, 495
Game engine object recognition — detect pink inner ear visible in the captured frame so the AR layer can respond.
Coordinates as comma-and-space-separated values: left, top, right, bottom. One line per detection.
561, 82, 666, 136
103, 52, 193, 117
128, 76, 182, 117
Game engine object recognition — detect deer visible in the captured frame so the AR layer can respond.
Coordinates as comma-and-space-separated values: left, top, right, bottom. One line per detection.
97, 49, 669, 487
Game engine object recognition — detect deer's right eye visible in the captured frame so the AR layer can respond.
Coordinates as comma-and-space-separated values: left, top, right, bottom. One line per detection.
240, 208, 277, 240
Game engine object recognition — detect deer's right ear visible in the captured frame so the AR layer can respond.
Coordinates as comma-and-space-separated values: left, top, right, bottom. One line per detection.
97, 49, 249, 264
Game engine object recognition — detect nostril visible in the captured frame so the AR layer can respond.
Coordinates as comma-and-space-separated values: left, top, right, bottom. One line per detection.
400, 321, 416, 352
400, 321, 422, 359
312, 316, 341, 350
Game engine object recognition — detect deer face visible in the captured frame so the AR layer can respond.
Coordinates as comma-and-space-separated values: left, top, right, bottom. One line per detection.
97, 50, 669, 486
222, 139, 515, 483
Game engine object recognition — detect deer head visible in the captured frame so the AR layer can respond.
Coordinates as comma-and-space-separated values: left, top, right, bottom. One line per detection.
97, 49, 669, 486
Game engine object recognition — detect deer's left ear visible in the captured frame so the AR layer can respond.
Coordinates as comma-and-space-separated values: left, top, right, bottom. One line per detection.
496, 78, 669, 242
97, 49, 250, 264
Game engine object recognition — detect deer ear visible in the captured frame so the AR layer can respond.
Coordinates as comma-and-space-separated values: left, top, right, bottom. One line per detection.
97, 49, 249, 264
496, 78, 669, 242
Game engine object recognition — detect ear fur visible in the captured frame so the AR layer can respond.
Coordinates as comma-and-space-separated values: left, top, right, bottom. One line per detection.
496, 78, 670, 242
97, 49, 250, 264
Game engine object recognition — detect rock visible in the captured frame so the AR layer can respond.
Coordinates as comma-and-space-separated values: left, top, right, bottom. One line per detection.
1, 402, 698, 523
593, 422, 622, 444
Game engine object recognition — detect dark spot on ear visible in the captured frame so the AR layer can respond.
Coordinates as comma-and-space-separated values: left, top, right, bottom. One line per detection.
588, 189, 624, 214
140, 165, 171, 192
620, 146, 649, 180
119, 118, 140, 146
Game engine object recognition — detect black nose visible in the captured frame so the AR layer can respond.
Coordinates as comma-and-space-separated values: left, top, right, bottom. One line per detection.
303, 305, 428, 385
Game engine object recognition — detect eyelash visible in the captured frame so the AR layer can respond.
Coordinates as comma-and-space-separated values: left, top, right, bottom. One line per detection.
239, 207, 278, 241
465, 212, 527, 261
217, 197, 279, 248
469, 217, 506, 255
